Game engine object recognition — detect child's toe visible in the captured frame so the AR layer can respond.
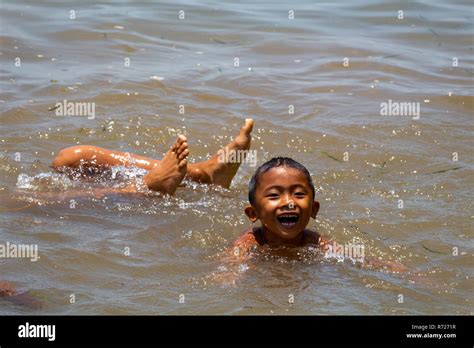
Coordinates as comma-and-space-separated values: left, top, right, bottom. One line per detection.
178, 149, 189, 161
178, 159, 187, 168
176, 142, 188, 156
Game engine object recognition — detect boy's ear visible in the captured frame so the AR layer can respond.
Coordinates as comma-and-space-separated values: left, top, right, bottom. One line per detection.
244, 205, 259, 223
311, 201, 320, 219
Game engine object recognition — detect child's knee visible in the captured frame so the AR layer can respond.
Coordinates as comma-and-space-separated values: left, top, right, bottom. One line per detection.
52, 148, 71, 168
52, 145, 87, 168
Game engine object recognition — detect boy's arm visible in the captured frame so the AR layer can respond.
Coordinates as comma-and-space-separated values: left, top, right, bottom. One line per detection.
209, 230, 258, 285
317, 234, 332, 251
228, 231, 259, 262
362, 256, 407, 273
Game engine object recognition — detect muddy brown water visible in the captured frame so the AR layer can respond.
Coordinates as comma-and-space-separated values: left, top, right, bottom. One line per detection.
0, 1, 472, 314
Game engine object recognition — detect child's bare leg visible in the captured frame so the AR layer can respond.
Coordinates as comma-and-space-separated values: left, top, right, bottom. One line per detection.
53, 136, 188, 195
52, 118, 254, 188
143, 135, 189, 195
186, 118, 254, 188
52, 145, 160, 172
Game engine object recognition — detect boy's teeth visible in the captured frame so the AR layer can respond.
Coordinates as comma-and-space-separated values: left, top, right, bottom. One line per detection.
277, 213, 299, 228
280, 221, 297, 228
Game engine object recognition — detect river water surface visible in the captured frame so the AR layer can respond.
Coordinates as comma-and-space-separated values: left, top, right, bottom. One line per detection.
0, 0, 473, 314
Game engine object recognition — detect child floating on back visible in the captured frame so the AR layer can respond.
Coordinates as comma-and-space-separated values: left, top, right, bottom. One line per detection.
51, 119, 254, 195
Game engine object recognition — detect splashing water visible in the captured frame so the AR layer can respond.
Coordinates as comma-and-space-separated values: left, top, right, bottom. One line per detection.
16, 172, 75, 191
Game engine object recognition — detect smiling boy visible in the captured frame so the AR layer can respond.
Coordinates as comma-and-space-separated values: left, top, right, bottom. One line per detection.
231, 157, 329, 258
228, 157, 406, 273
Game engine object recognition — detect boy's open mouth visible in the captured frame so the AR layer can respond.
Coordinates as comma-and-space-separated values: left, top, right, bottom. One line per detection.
277, 213, 299, 229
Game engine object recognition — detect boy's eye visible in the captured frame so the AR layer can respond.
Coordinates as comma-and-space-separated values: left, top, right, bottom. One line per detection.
294, 192, 306, 197
266, 193, 280, 199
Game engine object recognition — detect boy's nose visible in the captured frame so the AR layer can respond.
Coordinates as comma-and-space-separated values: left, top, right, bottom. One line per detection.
280, 195, 295, 209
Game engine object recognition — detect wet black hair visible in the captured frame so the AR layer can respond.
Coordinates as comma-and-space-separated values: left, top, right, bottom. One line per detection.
248, 157, 315, 206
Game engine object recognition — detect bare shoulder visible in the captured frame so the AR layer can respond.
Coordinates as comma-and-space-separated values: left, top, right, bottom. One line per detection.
233, 228, 259, 248
304, 229, 331, 249
227, 228, 261, 261
303, 229, 321, 244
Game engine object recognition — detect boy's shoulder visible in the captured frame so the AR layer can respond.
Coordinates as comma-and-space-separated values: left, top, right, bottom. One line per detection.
233, 227, 264, 248
302, 229, 325, 246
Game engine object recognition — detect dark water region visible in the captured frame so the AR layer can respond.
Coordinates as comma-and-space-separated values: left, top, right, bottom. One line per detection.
0, 0, 473, 314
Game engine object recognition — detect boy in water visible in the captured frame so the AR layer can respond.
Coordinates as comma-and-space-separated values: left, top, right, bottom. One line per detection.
230, 157, 328, 258
2, 120, 255, 307
225, 157, 405, 273
51, 119, 254, 195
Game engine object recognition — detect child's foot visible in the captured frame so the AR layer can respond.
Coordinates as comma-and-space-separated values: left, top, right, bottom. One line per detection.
190, 118, 254, 188
143, 135, 189, 195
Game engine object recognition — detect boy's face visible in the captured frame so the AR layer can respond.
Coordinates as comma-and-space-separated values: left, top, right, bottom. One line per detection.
245, 166, 319, 241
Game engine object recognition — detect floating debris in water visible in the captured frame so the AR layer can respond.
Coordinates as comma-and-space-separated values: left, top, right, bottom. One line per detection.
48, 104, 60, 111
321, 151, 343, 163
429, 28, 439, 37
150, 75, 164, 81
113, 25, 124, 30
421, 242, 447, 254
429, 166, 461, 174
211, 38, 227, 44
